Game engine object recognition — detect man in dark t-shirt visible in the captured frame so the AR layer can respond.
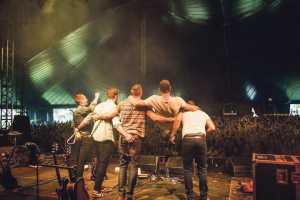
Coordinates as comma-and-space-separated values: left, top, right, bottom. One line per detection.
71, 92, 99, 178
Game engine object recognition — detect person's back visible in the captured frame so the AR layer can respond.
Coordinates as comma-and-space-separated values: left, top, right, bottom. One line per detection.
118, 99, 146, 138
180, 100, 215, 200
182, 110, 210, 137
73, 105, 94, 134
144, 95, 186, 117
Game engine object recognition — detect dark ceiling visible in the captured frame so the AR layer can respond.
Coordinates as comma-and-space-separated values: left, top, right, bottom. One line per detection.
0, 0, 299, 107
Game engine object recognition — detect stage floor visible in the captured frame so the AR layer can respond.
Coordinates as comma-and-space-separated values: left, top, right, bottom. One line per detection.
0, 161, 234, 200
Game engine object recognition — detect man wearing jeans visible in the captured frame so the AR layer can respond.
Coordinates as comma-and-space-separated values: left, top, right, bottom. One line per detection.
113, 84, 174, 200
172, 100, 215, 200
72, 92, 100, 178
91, 87, 119, 198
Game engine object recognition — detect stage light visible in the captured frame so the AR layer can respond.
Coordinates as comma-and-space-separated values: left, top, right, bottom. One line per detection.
280, 79, 300, 101
29, 53, 54, 86
235, 0, 265, 18
286, 84, 300, 100
234, 0, 283, 19
245, 84, 256, 100
59, 31, 88, 67
168, 0, 211, 25
42, 84, 75, 105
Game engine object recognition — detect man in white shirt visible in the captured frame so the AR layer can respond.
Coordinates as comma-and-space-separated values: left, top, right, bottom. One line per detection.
175, 100, 215, 200
90, 87, 119, 198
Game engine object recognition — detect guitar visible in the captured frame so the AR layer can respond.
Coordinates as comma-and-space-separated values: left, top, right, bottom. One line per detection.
51, 143, 89, 200
0, 150, 18, 189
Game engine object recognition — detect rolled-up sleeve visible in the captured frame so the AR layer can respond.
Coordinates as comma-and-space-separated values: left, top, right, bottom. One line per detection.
177, 97, 187, 108
112, 116, 121, 129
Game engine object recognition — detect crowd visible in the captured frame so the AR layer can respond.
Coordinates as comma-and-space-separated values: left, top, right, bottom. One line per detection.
29, 115, 300, 158
30, 122, 73, 152
208, 115, 300, 157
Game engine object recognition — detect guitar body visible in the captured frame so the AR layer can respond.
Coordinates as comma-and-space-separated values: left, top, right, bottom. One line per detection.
56, 178, 69, 200
67, 177, 89, 200
52, 143, 89, 200
0, 156, 18, 190
0, 166, 18, 189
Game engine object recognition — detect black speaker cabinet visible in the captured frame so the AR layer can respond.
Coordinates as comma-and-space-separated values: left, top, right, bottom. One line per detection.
12, 115, 32, 142
253, 153, 300, 200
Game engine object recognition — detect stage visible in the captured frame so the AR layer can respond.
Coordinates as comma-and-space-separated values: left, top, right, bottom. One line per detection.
0, 153, 253, 200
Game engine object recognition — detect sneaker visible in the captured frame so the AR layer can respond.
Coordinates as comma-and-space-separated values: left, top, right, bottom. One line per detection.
92, 190, 104, 198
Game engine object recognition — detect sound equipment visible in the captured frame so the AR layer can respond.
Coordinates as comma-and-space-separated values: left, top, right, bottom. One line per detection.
0, 153, 18, 189
50, 143, 89, 200
253, 153, 300, 200
11, 115, 31, 143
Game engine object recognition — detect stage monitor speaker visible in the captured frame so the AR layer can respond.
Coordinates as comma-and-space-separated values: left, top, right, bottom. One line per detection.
12, 115, 32, 143
253, 153, 300, 200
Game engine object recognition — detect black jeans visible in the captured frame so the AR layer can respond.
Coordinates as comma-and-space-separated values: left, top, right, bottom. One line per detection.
93, 140, 115, 192
118, 136, 141, 198
182, 136, 208, 200
75, 136, 94, 178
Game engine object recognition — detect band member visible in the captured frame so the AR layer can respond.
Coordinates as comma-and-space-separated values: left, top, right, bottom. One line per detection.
174, 100, 215, 200
72, 92, 100, 178
129, 79, 199, 139
91, 87, 119, 198
113, 84, 174, 200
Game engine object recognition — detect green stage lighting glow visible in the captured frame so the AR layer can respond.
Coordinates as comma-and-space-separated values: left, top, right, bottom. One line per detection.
42, 84, 75, 105
245, 84, 257, 100
27, 15, 115, 106
235, 0, 266, 18
29, 53, 54, 86
184, 0, 210, 22
279, 78, 300, 101
234, 0, 283, 18
169, 0, 210, 24
286, 82, 300, 101
59, 31, 88, 67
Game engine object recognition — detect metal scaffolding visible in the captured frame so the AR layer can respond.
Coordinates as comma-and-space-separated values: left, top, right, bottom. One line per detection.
0, 39, 15, 129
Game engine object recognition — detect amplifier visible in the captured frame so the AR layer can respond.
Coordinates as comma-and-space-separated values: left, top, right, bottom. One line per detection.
253, 153, 300, 200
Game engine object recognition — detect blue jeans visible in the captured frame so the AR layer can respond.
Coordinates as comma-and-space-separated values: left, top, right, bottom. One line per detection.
93, 140, 115, 191
182, 135, 208, 200
118, 136, 141, 198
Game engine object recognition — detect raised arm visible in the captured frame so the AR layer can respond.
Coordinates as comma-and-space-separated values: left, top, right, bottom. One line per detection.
90, 92, 100, 106
146, 111, 174, 123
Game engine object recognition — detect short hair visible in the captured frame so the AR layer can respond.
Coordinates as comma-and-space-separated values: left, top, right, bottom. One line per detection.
107, 87, 118, 99
74, 93, 86, 105
130, 84, 143, 97
159, 79, 171, 93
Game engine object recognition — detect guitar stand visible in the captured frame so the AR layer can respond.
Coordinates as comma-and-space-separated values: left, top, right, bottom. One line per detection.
36, 160, 40, 200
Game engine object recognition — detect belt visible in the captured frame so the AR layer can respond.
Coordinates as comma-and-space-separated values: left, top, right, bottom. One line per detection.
183, 134, 206, 139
